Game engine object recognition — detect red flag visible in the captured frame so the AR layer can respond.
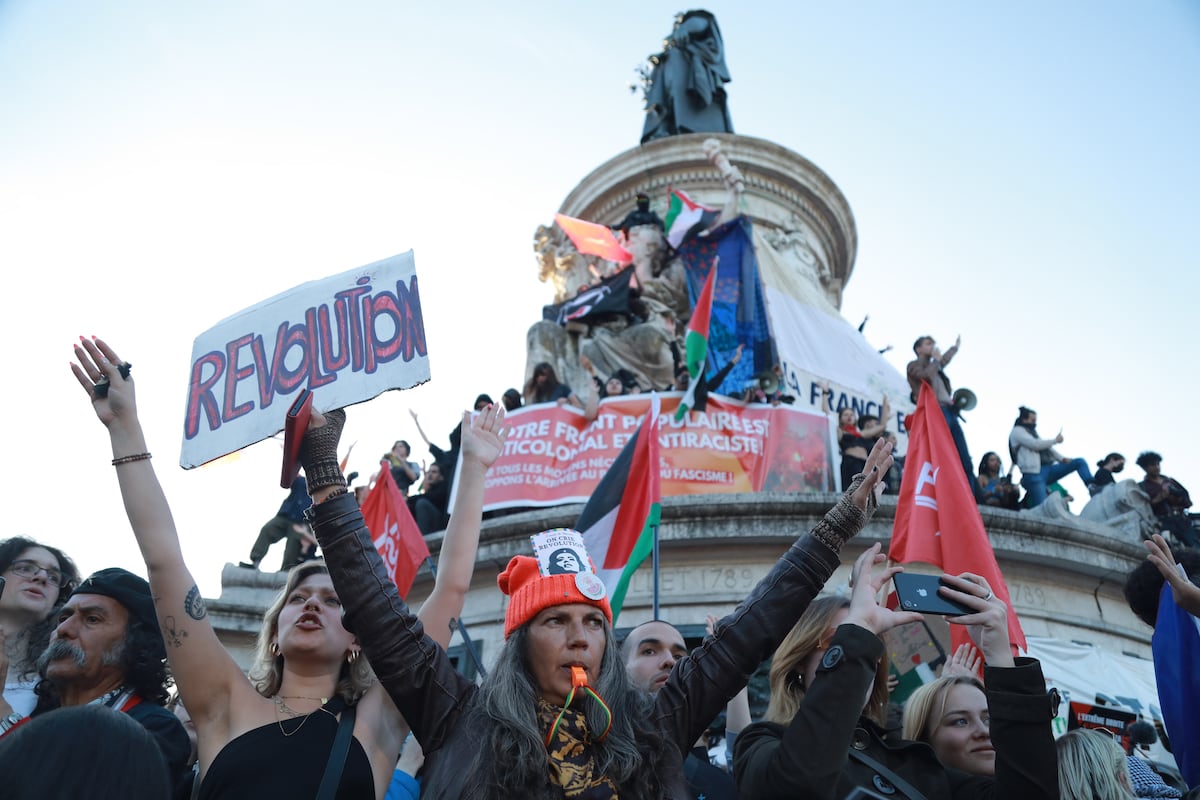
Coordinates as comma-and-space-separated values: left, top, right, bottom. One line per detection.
555, 213, 634, 265
889, 385, 1026, 654
361, 460, 430, 597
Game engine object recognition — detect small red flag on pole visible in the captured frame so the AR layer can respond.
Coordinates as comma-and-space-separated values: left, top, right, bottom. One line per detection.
361, 460, 430, 597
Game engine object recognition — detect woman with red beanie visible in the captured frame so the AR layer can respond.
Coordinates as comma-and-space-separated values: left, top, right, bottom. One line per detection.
300, 406, 895, 800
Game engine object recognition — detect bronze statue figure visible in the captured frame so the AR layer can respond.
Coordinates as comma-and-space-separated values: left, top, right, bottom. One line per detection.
641, 10, 734, 143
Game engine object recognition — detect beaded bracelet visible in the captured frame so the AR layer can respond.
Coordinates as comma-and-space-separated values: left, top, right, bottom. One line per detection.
315, 486, 348, 504
112, 452, 152, 466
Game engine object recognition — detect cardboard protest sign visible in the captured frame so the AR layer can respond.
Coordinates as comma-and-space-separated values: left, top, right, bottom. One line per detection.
180, 252, 429, 468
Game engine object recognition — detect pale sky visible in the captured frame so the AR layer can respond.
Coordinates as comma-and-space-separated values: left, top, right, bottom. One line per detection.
2, 1, 1197, 596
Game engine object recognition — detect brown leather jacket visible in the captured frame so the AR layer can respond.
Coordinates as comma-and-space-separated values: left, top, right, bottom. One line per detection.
308, 489, 874, 799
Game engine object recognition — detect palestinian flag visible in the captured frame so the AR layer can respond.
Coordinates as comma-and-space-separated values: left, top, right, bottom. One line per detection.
675, 266, 716, 421
578, 394, 661, 620
664, 188, 718, 249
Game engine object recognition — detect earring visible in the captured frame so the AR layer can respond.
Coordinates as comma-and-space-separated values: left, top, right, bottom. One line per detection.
270, 642, 280, 657
347, 649, 360, 665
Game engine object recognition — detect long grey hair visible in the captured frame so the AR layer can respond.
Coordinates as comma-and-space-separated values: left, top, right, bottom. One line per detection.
461, 622, 674, 800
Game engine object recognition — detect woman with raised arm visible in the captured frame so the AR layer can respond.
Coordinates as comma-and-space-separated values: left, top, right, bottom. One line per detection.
819, 381, 891, 491
734, 548, 1059, 800
299, 404, 897, 799
70, 336, 507, 799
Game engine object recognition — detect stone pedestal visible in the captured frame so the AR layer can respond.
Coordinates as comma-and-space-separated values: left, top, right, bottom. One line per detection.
208, 497, 1152, 675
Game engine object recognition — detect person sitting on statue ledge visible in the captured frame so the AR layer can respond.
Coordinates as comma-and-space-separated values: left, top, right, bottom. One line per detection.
1088, 452, 1125, 496
501, 388, 522, 412
1137, 451, 1199, 548
382, 439, 420, 496
977, 452, 1021, 510
523, 361, 584, 408
1008, 405, 1094, 509
408, 462, 451, 536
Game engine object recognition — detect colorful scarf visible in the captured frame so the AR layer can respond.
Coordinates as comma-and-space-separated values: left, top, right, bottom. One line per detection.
537, 698, 618, 799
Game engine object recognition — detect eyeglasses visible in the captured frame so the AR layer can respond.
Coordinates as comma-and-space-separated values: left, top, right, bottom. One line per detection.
7, 560, 70, 588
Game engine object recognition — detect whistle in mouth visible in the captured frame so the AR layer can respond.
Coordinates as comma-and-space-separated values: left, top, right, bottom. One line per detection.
570, 665, 588, 688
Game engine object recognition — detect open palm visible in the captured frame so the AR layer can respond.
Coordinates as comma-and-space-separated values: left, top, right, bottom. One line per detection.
460, 404, 509, 469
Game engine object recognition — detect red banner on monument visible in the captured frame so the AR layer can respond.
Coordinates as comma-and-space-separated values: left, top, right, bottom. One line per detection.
477, 393, 833, 511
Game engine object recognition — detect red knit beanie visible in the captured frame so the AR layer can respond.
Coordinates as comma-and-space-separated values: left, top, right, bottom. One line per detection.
497, 555, 613, 638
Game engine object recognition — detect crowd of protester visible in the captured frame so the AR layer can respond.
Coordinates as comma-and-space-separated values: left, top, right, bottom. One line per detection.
0, 335, 1196, 800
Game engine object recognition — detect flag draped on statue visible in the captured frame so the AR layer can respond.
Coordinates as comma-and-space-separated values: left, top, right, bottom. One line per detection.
554, 213, 634, 265
675, 266, 716, 421
579, 395, 662, 620
889, 385, 1027, 654
361, 461, 430, 597
664, 188, 718, 249
1153, 585, 1200, 788
677, 216, 777, 398
542, 266, 635, 326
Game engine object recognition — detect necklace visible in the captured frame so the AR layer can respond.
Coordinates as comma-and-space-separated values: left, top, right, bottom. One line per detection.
272, 695, 333, 737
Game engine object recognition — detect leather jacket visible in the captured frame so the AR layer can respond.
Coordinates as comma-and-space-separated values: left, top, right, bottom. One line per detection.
735, 624, 1059, 800
308, 487, 876, 799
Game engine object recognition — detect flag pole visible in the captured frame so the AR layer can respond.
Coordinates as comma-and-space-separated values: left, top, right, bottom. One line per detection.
651, 522, 661, 620
423, 556, 488, 680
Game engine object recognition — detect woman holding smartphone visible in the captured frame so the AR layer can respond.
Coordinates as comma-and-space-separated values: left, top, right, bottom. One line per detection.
734, 546, 1060, 799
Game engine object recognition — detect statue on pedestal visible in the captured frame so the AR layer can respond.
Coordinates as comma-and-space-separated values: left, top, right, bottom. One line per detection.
641, 10, 734, 143
528, 140, 745, 396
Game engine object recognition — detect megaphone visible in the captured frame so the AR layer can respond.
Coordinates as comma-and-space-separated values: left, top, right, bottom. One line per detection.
952, 388, 977, 412
754, 371, 780, 394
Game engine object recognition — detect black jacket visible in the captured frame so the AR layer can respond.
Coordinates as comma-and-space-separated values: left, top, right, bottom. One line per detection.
734, 624, 1059, 800
308, 483, 879, 799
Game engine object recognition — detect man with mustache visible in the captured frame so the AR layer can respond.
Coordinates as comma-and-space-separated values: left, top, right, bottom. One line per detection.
26, 568, 189, 787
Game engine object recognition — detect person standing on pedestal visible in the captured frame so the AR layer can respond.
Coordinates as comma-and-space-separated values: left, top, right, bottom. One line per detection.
907, 335, 974, 490
240, 476, 312, 571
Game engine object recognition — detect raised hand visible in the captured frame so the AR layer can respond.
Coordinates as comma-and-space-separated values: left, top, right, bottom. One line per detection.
942, 643, 983, 679
842, 544, 924, 636
849, 438, 894, 510
70, 336, 136, 428
1145, 534, 1200, 617
939, 573, 1014, 667
460, 404, 510, 471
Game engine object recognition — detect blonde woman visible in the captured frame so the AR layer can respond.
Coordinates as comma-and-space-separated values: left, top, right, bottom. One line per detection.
734, 546, 1059, 799
902, 676, 995, 776
1056, 729, 1134, 800
71, 336, 507, 799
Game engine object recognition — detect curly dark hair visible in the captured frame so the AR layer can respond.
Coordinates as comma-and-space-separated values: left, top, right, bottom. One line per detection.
32, 614, 173, 713
1136, 451, 1163, 470
1124, 547, 1200, 627
0, 537, 80, 682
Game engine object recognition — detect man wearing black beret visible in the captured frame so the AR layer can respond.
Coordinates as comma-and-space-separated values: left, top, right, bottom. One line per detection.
25, 567, 190, 788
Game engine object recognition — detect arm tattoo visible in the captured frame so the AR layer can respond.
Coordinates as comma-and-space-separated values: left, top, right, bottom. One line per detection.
184, 585, 208, 620
162, 616, 188, 648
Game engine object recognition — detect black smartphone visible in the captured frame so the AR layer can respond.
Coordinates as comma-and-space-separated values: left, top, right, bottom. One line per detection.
893, 572, 974, 616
